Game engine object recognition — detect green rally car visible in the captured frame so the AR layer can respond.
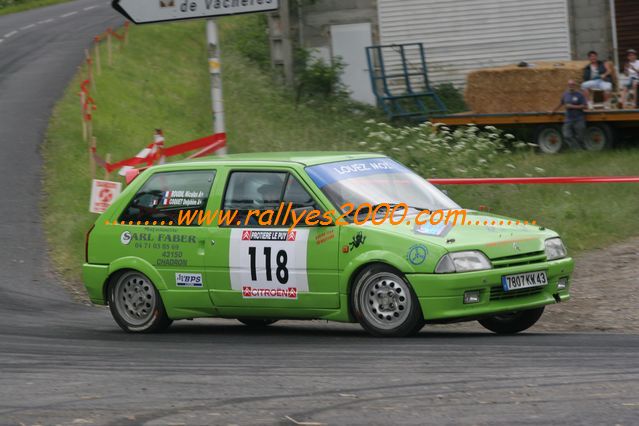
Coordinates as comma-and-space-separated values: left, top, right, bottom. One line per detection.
83, 152, 573, 337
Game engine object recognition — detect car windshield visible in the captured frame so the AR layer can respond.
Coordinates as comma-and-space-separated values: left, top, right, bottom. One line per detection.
305, 157, 460, 212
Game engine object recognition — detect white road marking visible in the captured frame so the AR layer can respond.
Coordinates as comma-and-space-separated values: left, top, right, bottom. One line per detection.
38, 18, 54, 24
20, 24, 36, 30
0, 39, 4, 44
60, 11, 78, 18
284, 416, 325, 426
4, 31, 17, 38
83, 5, 98, 11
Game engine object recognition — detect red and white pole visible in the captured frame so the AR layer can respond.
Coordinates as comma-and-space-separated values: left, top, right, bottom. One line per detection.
152, 128, 166, 164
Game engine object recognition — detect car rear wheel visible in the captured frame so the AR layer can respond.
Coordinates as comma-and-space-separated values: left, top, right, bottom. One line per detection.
351, 265, 424, 337
477, 307, 544, 334
108, 271, 172, 333
238, 319, 278, 327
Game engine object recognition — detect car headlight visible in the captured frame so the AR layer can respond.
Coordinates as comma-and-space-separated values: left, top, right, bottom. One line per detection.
545, 237, 567, 260
435, 251, 492, 273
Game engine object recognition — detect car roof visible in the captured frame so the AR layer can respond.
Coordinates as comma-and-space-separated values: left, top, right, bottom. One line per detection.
171, 151, 387, 167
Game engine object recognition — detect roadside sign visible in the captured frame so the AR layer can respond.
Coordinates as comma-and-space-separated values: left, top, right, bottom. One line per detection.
112, 0, 280, 24
90, 179, 122, 214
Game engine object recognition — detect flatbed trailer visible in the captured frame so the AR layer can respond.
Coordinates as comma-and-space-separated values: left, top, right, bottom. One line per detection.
429, 109, 639, 153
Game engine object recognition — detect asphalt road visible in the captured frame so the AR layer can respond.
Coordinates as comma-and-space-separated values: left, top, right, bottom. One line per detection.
1, 2, 638, 425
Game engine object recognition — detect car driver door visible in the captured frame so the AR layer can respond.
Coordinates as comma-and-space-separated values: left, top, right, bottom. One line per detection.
206, 168, 340, 310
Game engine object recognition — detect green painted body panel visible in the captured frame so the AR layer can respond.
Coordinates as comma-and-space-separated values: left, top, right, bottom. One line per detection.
407, 257, 573, 320
83, 152, 574, 324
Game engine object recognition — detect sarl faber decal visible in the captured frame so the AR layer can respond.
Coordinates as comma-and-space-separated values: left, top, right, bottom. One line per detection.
118, 231, 197, 244
242, 286, 297, 299
241, 230, 297, 241
120, 231, 132, 245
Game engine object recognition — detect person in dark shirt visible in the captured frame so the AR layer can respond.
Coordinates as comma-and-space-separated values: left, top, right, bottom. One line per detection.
552, 79, 588, 150
581, 51, 613, 106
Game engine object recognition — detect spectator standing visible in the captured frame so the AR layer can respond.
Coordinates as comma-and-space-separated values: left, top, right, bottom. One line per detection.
552, 80, 588, 151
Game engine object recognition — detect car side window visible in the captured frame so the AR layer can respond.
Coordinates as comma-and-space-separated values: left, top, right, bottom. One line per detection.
119, 170, 216, 225
223, 172, 319, 227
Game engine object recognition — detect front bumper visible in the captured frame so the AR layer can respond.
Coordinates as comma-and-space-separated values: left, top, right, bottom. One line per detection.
406, 258, 573, 321
82, 263, 110, 305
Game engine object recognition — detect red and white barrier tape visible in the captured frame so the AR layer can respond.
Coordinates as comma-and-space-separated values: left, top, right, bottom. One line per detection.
429, 176, 639, 185
93, 132, 227, 175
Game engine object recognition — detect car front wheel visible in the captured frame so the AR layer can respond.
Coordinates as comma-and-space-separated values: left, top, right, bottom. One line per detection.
351, 265, 424, 337
108, 270, 172, 333
477, 307, 544, 334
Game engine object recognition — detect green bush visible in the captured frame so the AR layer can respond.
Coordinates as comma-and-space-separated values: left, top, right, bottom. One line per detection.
222, 14, 270, 70
294, 49, 347, 100
434, 83, 467, 113
0, 0, 21, 7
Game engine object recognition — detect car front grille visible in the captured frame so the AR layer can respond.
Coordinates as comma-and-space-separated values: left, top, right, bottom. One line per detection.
491, 250, 546, 269
489, 285, 544, 301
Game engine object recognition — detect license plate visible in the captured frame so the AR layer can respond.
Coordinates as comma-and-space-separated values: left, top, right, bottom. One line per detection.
501, 271, 548, 292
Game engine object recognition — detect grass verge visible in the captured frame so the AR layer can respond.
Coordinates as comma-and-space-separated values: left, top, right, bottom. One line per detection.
44, 18, 639, 286
0, 0, 72, 16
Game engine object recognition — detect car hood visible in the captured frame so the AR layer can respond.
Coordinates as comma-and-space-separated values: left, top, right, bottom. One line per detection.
367, 210, 556, 260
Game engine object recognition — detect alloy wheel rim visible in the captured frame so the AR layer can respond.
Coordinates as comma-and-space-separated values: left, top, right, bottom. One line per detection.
359, 272, 411, 330
114, 273, 156, 326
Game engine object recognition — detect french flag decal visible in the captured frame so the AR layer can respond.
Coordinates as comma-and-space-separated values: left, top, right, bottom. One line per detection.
162, 191, 171, 206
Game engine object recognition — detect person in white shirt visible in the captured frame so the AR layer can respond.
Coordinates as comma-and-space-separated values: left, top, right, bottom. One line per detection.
622, 49, 639, 108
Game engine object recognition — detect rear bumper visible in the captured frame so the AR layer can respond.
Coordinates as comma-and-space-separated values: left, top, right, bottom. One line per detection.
82, 263, 110, 305
406, 258, 573, 321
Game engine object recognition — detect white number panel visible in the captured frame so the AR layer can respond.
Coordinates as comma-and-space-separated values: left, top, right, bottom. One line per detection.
229, 229, 309, 299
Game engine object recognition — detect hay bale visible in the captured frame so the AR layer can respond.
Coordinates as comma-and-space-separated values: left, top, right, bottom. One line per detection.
465, 61, 589, 113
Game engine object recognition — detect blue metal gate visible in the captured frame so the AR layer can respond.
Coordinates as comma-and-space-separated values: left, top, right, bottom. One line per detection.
366, 43, 446, 120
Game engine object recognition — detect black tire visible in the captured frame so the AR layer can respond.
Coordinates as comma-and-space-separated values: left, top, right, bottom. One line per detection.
237, 319, 278, 327
584, 123, 614, 151
478, 307, 545, 335
535, 125, 563, 154
351, 264, 424, 337
108, 270, 172, 333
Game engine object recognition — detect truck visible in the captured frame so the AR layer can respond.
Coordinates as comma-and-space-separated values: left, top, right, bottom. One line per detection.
366, 42, 639, 153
